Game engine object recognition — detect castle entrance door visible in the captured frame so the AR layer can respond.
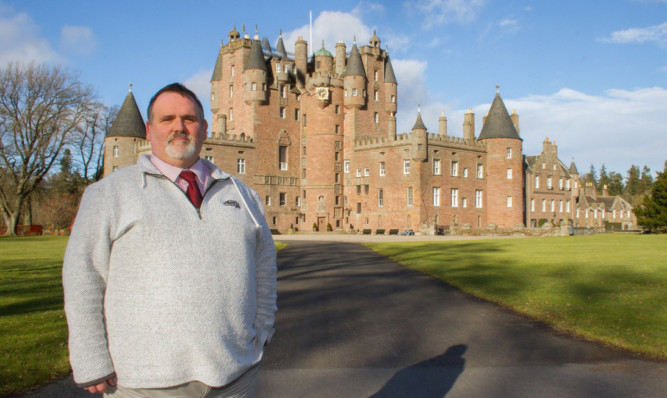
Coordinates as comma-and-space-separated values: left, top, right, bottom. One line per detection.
318, 217, 326, 232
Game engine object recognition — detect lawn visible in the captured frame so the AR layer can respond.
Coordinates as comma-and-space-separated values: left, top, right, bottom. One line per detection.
0, 236, 287, 397
365, 234, 667, 360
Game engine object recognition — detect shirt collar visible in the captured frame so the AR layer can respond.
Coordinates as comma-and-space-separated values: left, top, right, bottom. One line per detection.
149, 155, 209, 184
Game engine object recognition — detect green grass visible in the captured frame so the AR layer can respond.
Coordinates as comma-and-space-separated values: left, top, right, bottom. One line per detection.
0, 236, 70, 397
366, 234, 667, 359
0, 236, 288, 397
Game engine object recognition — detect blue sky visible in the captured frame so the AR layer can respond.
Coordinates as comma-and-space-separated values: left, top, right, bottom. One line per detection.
1, 0, 665, 176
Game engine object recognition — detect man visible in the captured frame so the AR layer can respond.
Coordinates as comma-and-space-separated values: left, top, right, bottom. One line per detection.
63, 83, 277, 397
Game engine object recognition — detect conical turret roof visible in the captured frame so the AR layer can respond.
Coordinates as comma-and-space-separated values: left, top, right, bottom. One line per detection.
342, 43, 366, 78
412, 109, 427, 131
261, 37, 272, 55
384, 56, 397, 84
275, 36, 287, 59
244, 39, 267, 71
478, 93, 521, 140
107, 88, 145, 138
569, 161, 579, 175
211, 48, 223, 81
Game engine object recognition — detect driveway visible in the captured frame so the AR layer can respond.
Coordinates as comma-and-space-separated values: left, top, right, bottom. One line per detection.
20, 237, 665, 397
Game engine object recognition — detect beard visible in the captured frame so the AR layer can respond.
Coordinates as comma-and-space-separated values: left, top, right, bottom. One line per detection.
166, 132, 196, 160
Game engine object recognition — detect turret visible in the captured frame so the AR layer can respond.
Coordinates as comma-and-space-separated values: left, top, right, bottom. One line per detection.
463, 109, 475, 141
438, 110, 447, 136
384, 55, 397, 114
314, 41, 333, 73
228, 26, 240, 42
388, 112, 396, 139
274, 34, 290, 84
210, 43, 223, 114
103, 85, 146, 177
243, 39, 268, 104
411, 107, 428, 161
510, 109, 519, 135
294, 36, 308, 88
342, 42, 366, 109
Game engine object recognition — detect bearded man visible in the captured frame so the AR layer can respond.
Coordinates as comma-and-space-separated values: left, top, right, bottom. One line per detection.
63, 83, 277, 398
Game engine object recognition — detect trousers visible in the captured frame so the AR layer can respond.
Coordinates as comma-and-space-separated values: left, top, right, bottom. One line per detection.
104, 364, 260, 398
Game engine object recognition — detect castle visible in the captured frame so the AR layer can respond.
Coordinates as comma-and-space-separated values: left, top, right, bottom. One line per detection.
103, 27, 636, 233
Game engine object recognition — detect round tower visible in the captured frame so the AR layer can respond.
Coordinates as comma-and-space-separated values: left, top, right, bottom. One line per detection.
438, 110, 447, 136
243, 39, 268, 104
411, 107, 428, 161
342, 43, 367, 110
294, 36, 308, 88
384, 55, 397, 114
103, 85, 146, 177
463, 109, 475, 141
335, 41, 346, 76
478, 90, 524, 228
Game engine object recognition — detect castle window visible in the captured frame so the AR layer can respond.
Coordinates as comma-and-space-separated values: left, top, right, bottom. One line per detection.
279, 146, 288, 170
559, 201, 563, 212
374, 70, 378, 81
407, 187, 413, 207
364, 168, 370, 177
335, 173, 340, 183
531, 199, 535, 211
344, 160, 350, 173
451, 189, 458, 207
296, 197, 301, 207
113, 145, 119, 157
365, 185, 369, 194
506, 147, 512, 159
266, 196, 271, 206
391, 95, 396, 103
566, 200, 570, 212
547, 176, 553, 189
352, 88, 358, 96
559, 178, 564, 190
276, 63, 281, 73
378, 189, 384, 207
463, 168, 468, 178
475, 190, 483, 208
357, 203, 361, 214
542, 199, 546, 211
433, 159, 441, 175
403, 160, 410, 175
229, 108, 233, 121
335, 105, 340, 113
357, 185, 361, 195
316, 60, 321, 69
451, 161, 459, 177
262, 83, 267, 91
237, 159, 245, 174
284, 64, 289, 73
356, 168, 361, 177
112, 166, 118, 172
477, 164, 483, 178
281, 85, 287, 98
205, 155, 214, 162
272, 217, 276, 225
542, 162, 546, 169
535, 176, 540, 189
551, 200, 555, 212
433, 187, 441, 207
231, 65, 235, 76
507, 196, 513, 208
295, 108, 299, 120
462, 197, 468, 208
303, 114, 306, 127
345, 90, 348, 97
280, 193, 286, 207
229, 85, 233, 97
335, 125, 340, 134
507, 168, 512, 179
251, 82, 257, 91
379, 161, 386, 176
374, 90, 378, 101
374, 112, 379, 124
280, 107, 286, 119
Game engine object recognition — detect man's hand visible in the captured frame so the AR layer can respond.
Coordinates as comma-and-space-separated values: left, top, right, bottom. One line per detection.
85, 377, 116, 394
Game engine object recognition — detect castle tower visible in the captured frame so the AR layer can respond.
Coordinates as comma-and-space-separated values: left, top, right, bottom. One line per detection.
463, 109, 475, 141
342, 43, 367, 110
335, 41, 346, 76
478, 90, 524, 227
438, 110, 447, 136
243, 39, 268, 104
384, 55, 397, 115
294, 37, 308, 88
411, 107, 428, 161
274, 34, 290, 85
103, 85, 145, 177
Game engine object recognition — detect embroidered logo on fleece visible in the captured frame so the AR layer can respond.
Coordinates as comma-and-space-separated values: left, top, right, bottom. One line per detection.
224, 200, 240, 208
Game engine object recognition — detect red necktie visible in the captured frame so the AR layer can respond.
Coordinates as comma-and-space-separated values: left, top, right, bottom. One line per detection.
179, 170, 203, 209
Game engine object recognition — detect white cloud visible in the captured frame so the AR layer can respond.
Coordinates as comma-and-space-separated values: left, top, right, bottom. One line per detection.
600, 22, 667, 46
283, 11, 373, 52
60, 25, 97, 56
183, 69, 213, 122
408, 0, 487, 28
0, 7, 60, 65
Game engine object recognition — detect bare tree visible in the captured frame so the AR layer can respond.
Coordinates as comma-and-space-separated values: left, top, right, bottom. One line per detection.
0, 63, 96, 235
73, 104, 119, 182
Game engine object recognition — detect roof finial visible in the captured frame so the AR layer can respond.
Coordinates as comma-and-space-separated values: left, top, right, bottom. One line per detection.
441, 109, 445, 117
129, 82, 132, 92
418, 104, 421, 113
322, 40, 325, 49
280, 29, 282, 37
354, 35, 357, 44
496, 84, 500, 94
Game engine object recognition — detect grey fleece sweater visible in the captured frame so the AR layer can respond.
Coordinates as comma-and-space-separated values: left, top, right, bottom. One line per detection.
62, 155, 277, 389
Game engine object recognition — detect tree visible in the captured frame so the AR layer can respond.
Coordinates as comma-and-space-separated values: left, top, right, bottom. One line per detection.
584, 164, 598, 186
0, 63, 95, 235
607, 171, 624, 196
635, 161, 667, 233
598, 164, 609, 191
72, 104, 118, 182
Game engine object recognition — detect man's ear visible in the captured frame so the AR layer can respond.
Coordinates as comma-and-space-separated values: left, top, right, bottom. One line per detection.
201, 120, 208, 139
145, 121, 151, 141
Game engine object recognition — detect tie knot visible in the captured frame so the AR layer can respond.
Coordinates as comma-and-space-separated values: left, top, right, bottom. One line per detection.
180, 170, 197, 184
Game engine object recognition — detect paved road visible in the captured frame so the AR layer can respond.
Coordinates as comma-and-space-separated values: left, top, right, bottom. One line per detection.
20, 239, 665, 398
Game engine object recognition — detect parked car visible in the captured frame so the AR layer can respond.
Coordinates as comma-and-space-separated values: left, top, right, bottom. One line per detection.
398, 229, 414, 236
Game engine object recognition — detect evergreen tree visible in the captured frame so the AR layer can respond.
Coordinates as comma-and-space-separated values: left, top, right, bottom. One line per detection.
625, 165, 641, 196
598, 164, 610, 192
607, 171, 624, 196
584, 164, 598, 185
635, 161, 667, 232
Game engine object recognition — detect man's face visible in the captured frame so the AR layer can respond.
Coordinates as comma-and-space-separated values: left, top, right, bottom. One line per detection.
146, 91, 208, 168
